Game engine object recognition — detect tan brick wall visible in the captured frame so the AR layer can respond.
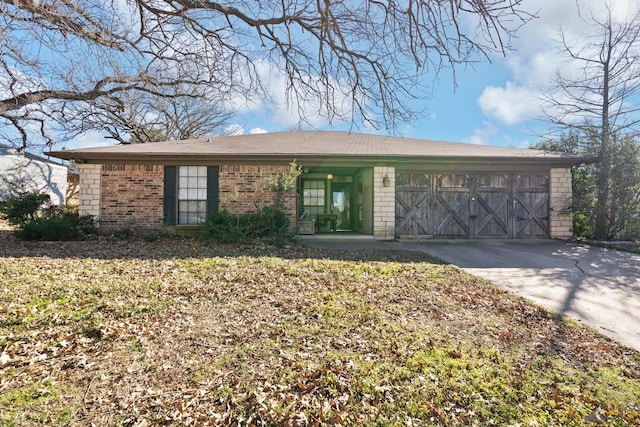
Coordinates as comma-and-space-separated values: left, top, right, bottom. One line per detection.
373, 166, 395, 240
550, 167, 573, 238
219, 165, 297, 223
78, 164, 101, 219
100, 164, 164, 229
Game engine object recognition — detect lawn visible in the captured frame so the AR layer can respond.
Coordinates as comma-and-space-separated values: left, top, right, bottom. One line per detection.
1, 233, 639, 426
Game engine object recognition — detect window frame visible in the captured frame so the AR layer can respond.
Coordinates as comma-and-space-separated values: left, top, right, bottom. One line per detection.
302, 179, 326, 208
164, 165, 219, 226
177, 166, 208, 225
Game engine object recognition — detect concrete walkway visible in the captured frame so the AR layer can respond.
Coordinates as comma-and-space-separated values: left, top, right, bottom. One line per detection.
301, 238, 640, 351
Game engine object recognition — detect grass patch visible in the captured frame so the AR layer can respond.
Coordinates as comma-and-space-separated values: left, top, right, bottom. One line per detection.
1, 235, 639, 425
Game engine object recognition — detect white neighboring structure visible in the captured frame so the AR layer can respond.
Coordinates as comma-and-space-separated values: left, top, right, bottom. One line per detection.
0, 144, 69, 205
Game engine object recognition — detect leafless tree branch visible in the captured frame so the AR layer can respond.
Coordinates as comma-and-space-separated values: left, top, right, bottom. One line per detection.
1, 0, 533, 148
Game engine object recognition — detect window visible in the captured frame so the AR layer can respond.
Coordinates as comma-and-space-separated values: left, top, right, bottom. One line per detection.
301, 179, 326, 219
178, 166, 207, 224
303, 180, 325, 207
164, 165, 218, 226
438, 174, 469, 188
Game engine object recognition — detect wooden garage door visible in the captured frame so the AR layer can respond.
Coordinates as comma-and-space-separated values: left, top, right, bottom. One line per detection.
395, 171, 549, 239
473, 173, 511, 238
395, 172, 432, 236
434, 173, 471, 238
515, 173, 550, 238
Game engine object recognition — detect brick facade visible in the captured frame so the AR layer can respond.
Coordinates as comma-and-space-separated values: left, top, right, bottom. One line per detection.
219, 165, 297, 222
373, 166, 395, 240
550, 167, 573, 238
77, 162, 574, 238
100, 164, 165, 229
77, 163, 297, 230
78, 164, 101, 219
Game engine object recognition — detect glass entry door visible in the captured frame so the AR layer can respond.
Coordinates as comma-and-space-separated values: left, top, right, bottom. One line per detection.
331, 182, 352, 231
300, 174, 361, 233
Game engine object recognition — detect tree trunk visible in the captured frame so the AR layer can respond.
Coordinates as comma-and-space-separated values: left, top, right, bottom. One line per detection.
594, 155, 610, 240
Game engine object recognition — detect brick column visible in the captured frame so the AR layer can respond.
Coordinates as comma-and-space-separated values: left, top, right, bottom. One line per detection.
79, 164, 101, 221
373, 166, 395, 240
550, 168, 573, 239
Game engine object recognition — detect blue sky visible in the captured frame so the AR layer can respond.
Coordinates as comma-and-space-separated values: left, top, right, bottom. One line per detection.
227, 59, 519, 145
62, 0, 638, 151
219, 49, 540, 149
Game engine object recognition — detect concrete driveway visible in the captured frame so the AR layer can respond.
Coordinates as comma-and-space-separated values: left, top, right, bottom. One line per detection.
302, 238, 640, 351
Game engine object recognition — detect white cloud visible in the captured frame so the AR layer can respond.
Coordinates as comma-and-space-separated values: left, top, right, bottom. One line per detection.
464, 121, 497, 145
249, 127, 268, 134
73, 132, 112, 149
477, 82, 542, 125
57, 130, 115, 151
269, 74, 353, 129
505, 51, 558, 88
226, 60, 355, 130
473, 0, 574, 126
0, 67, 41, 100
591, 0, 638, 24
219, 125, 269, 136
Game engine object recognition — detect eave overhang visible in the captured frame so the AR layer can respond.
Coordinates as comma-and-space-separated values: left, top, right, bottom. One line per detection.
47, 151, 591, 170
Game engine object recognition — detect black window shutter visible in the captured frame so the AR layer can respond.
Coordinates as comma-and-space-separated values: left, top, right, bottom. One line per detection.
163, 166, 177, 226
207, 166, 219, 217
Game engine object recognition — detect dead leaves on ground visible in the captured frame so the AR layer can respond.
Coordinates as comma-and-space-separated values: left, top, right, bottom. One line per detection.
1, 235, 639, 425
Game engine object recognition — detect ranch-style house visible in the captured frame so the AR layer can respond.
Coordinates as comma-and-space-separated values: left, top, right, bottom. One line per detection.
49, 131, 587, 240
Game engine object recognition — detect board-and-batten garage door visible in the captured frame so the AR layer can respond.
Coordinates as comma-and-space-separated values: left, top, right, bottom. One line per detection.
395, 171, 550, 239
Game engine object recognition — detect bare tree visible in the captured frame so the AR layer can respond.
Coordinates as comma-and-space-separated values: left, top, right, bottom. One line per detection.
1, 0, 532, 150
542, 0, 640, 240
62, 88, 233, 144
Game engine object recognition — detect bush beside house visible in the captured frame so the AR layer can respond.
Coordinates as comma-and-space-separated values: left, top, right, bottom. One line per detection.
0, 191, 96, 241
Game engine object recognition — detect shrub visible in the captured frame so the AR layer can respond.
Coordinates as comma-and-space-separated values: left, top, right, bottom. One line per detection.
16, 216, 81, 241
572, 212, 591, 240
0, 192, 50, 226
13, 207, 97, 241
243, 206, 290, 238
202, 207, 292, 245
202, 210, 246, 243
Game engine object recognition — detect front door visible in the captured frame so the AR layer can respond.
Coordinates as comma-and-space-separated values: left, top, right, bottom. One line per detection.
332, 182, 353, 231
300, 171, 369, 234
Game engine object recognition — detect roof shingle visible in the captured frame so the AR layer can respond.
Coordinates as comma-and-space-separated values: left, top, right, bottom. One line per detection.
48, 131, 588, 166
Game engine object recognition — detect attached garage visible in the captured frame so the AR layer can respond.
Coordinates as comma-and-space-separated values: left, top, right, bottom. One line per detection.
396, 171, 552, 239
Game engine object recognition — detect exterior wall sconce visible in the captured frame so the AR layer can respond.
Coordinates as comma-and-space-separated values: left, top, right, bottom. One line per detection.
327, 173, 333, 180
382, 175, 390, 187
